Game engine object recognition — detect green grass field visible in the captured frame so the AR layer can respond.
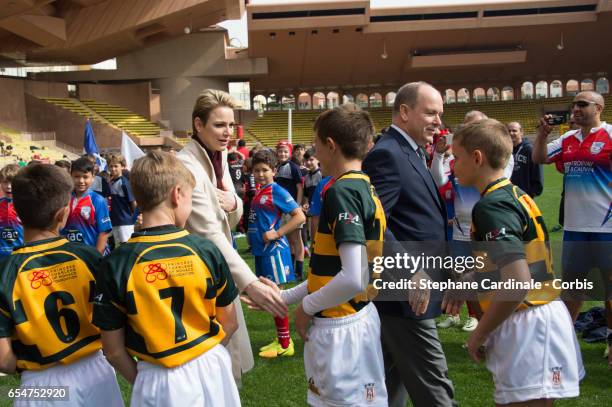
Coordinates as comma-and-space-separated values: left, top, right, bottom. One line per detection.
1, 165, 610, 406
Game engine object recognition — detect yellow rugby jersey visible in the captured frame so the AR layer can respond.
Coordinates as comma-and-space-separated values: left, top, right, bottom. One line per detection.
471, 178, 559, 312
0, 237, 102, 371
308, 171, 386, 318
93, 225, 238, 368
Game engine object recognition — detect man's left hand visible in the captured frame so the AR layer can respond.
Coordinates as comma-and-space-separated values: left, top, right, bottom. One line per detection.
294, 303, 312, 342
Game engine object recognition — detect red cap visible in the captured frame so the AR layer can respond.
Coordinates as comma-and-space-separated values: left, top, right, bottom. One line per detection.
276, 140, 293, 155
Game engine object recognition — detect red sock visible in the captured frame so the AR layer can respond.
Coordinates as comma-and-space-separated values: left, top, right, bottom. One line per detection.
466, 301, 477, 318
274, 316, 291, 349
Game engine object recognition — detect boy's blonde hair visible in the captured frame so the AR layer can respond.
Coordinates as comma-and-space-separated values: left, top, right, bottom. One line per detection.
0, 164, 20, 182
108, 154, 126, 167
453, 119, 512, 170
192, 89, 237, 136
130, 151, 195, 211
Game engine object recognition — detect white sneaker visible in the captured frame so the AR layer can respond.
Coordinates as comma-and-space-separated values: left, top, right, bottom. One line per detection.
437, 315, 460, 329
462, 317, 479, 332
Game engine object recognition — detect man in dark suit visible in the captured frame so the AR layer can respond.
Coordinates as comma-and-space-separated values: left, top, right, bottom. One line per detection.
363, 82, 456, 407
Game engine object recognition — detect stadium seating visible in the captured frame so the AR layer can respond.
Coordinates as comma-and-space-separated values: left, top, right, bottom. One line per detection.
42, 97, 163, 140
80, 100, 162, 138
0, 125, 78, 164
246, 94, 612, 147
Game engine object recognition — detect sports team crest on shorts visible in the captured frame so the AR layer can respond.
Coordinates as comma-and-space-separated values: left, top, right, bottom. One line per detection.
551, 366, 563, 386
364, 383, 376, 402
307, 377, 320, 395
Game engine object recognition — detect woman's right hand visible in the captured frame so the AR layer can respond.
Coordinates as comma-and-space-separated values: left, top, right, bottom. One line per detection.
241, 278, 288, 317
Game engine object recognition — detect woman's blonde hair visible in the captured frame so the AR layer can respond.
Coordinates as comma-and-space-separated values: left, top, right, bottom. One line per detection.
130, 151, 195, 211
192, 89, 237, 136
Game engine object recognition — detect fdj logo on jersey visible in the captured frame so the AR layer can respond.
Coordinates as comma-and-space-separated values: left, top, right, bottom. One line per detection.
28, 270, 53, 289
339, 212, 360, 225
144, 263, 168, 283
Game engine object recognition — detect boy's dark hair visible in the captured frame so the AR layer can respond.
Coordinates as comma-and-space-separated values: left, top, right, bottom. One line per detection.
238, 139, 246, 147
313, 106, 374, 160
252, 150, 278, 170
54, 160, 71, 171
303, 148, 316, 161
12, 164, 73, 229
228, 152, 240, 163
71, 157, 94, 174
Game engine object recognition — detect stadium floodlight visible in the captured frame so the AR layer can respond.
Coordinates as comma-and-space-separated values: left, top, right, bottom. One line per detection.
557, 33, 565, 50
381, 39, 388, 60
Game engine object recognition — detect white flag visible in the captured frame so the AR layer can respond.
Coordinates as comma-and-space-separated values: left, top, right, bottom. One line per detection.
121, 132, 145, 170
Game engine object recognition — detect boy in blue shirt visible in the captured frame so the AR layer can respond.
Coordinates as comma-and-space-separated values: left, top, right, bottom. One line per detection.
108, 155, 137, 246
61, 157, 112, 255
0, 164, 23, 257
275, 140, 305, 279
248, 150, 305, 358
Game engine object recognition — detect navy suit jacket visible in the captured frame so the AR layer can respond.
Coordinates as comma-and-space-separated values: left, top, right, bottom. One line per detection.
363, 126, 447, 319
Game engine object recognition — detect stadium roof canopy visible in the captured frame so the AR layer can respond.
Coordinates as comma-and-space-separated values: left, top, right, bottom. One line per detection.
0, 0, 243, 67
247, 0, 612, 93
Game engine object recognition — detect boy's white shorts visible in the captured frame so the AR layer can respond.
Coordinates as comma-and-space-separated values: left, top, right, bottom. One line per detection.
112, 225, 134, 246
304, 302, 387, 407
130, 344, 240, 407
484, 300, 584, 404
16, 350, 123, 407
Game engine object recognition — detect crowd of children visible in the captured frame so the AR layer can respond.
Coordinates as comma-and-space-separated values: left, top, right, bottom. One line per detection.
0, 88, 596, 407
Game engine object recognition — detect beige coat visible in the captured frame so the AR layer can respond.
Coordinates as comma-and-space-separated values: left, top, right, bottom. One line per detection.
178, 139, 255, 379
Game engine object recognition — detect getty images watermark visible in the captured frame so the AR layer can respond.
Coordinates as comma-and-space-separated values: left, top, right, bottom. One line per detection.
367, 241, 606, 302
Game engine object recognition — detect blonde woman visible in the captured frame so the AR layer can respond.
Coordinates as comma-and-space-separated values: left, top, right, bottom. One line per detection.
178, 89, 287, 384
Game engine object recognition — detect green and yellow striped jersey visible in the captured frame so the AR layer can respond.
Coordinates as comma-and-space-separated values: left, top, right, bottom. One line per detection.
308, 171, 386, 318
471, 178, 559, 311
0, 237, 101, 371
93, 225, 238, 368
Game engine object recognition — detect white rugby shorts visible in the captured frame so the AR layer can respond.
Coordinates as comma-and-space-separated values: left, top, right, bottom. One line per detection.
16, 350, 123, 407
130, 344, 240, 407
304, 302, 387, 407
484, 301, 584, 404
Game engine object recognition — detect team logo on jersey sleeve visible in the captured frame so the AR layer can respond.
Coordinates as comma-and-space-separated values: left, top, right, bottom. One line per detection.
80, 206, 91, 220
485, 228, 506, 241
339, 212, 361, 225
144, 263, 168, 283
590, 141, 605, 154
28, 270, 53, 289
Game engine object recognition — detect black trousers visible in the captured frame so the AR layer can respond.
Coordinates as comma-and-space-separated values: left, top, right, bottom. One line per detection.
380, 313, 457, 407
